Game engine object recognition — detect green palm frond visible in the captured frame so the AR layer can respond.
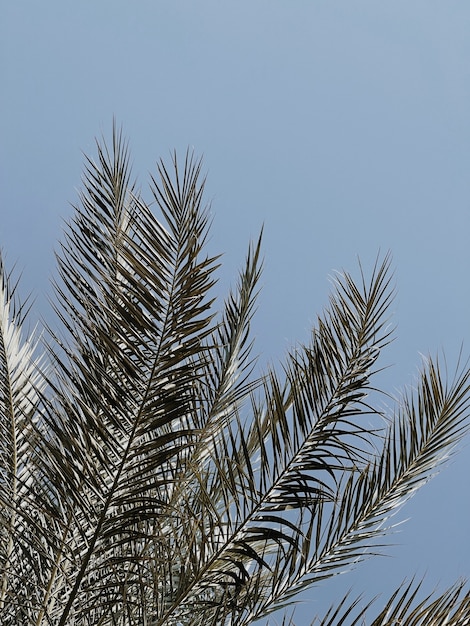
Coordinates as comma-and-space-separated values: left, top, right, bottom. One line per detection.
1, 125, 469, 625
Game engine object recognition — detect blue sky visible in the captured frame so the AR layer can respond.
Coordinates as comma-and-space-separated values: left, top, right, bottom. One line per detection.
2, 1, 470, 622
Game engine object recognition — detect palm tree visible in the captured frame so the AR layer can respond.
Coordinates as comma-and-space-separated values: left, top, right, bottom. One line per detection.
1, 126, 470, 626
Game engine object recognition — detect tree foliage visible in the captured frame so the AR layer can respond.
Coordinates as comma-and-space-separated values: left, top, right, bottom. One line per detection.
1, 127, 470, 625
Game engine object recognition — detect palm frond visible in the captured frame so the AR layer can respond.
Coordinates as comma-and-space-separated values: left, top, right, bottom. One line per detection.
1, 126, 470, 625
148, 255, 470, 625
312, 578, 470, 626
226, 354, 470, 623
159, 255, 395, 624
35, 126, 220, 625
368, 577, 470, 625
0, 254, 58, 622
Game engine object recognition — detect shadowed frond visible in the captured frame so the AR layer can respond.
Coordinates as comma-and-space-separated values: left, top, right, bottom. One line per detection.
1, 125, 470, 625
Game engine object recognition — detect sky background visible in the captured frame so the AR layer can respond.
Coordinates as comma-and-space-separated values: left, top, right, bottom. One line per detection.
1, 1, 470, 622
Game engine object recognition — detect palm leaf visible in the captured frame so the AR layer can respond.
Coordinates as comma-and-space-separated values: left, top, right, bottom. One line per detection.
312, 578, 470, 625
0, 255, 60, 623
35, 127, 219, 624
1, 125, 470, 625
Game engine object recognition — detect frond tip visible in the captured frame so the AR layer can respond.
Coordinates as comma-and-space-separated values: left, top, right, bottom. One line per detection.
1, 125, 470, 626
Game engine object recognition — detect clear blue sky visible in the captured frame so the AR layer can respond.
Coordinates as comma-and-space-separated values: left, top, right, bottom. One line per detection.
2, 1, 469, 622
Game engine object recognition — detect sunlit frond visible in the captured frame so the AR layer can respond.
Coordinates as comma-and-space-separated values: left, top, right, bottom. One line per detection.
311, 578, 470, 626
1, 126, 469, 625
